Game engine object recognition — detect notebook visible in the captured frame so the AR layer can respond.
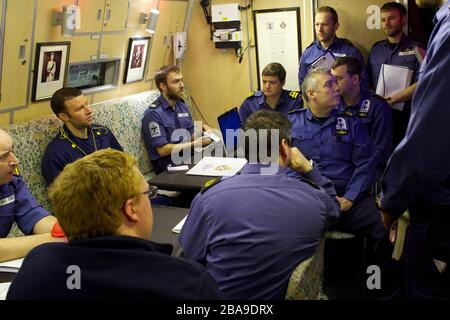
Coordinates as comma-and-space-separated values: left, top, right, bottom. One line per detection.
306, 51, 336, 73
217, 107, 241, 156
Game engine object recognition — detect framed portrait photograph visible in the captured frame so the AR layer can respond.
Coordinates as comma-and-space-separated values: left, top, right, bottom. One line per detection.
32, 42, 70, 101
124, 37, 150, 83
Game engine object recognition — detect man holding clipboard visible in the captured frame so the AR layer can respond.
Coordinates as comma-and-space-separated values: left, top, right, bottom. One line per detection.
298, 6, 368, 91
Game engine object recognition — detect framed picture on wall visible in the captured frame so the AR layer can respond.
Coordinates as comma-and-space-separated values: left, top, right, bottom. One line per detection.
253, 8, 301, 91
32, 42, 71, 101
124, 37, 150, 83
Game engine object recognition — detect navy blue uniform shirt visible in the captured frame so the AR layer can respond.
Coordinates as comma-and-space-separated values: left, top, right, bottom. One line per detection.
289, 108, 376, 201
337, 91, 393, 169
238, 89, 303, 123
7, 235, 222, 300
0, 175, 49, 237
381, 2, 450, 216
41, 124, 123, 186
180, 163, 339, 300
142, 95, 194, 171
298, 37, 368, 90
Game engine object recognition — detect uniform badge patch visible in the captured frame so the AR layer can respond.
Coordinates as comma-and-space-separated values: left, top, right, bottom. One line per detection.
336, 117, 349, 135
149, 122, 161, 138
399, 47, 415, 56
358, 99, 370, 117
0, 195, 15, 207
177, 113, 189, 118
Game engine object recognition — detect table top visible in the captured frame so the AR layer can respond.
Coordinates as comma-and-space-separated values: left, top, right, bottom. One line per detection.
151, 205, 188, 257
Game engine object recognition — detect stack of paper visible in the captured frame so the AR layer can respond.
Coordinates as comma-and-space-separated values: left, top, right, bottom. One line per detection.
376, 64, 413, 111
172, 215, 188, 234
187, 157, 247, 177
0, 258, 23, 273
0, 283, 12, 300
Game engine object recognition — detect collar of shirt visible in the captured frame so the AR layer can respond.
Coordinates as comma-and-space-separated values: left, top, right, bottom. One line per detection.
434, 1, 449, 24
315, 36, 341, 51
62, 124, 92, 141
241, 163, 288, 175
382, 33, 412, 50
342, 90, 370, 111
158, 95, 175, 111
306, 107, 338, 127
69, 235, 173, 255
257, 90, 288, 108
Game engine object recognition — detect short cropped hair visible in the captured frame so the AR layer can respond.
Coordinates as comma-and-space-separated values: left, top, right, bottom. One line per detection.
317, 6, 339, 25
262, 63, 287, 82
242, 110, 291, 162
332, 56, 362, 77
155, 65, 180, 92
50, 87, 83, 115
302, 68, 331, 102
381, 2, 407, 16
48, 149, 142, 241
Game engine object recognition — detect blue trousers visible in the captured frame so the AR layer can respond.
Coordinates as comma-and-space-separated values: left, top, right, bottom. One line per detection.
403, 206, 450, 299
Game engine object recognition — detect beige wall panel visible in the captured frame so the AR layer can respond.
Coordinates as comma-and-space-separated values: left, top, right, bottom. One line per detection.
317, 0, 394, 59
146, 1, 175, 80
100, 34, 128, 59
69, 36, 100, 62
102, 0, 130, 32
92, 81, 149, 104
0, 114, 9, 129
0, 0, 34, 109
34, 0, 75, 43
127, 0, 157, 31
13, 101, 53, 124
76, 0, 105, 33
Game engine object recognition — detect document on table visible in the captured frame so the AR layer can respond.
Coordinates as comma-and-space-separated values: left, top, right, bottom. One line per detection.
0, 258, 23, 273
172, 215, 187, 234
186, 157, 247, 176
376, 64, 414, 111
0, 282, 11, 300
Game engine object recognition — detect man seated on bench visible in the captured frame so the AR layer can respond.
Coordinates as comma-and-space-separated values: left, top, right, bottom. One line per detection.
0, 129, 62, 262
142, 65, 211, 174
288, 69, 385, 243
42, 87, 123, 186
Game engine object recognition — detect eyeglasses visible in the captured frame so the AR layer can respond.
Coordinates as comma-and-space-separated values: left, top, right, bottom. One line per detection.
142, 185, 158, 200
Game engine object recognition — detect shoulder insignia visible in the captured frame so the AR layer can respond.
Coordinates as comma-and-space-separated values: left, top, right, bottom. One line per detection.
288, 108, 306, 114
341, 38, 354, 47
288, 91, 300, 100
150, 99, 161, 108
371, 40, 385, 49
297, 177, 320, 190
201, 177, 222, 193
305, 41, 316, 50
247, 91, 256, 99
340, 110, 354, 117
13, 167, 20, 176
372, 92, 385, 101
92, 126, 109, 136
